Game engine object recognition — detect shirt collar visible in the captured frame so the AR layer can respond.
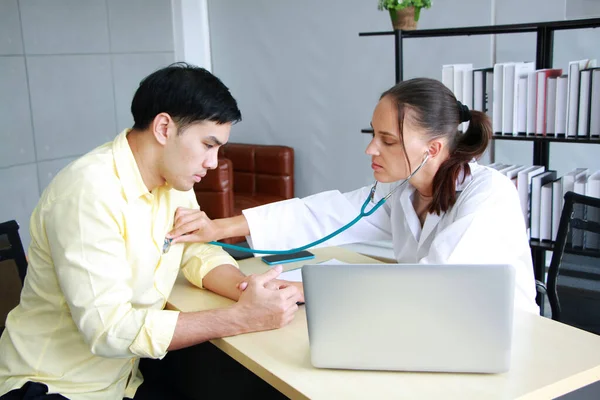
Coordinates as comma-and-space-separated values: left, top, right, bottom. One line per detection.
113, 129, 151, 203
455, 164, 474, 192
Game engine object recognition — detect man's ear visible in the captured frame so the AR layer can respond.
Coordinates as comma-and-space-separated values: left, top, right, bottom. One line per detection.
151, 113, 175, 145
427, 140, 444, 159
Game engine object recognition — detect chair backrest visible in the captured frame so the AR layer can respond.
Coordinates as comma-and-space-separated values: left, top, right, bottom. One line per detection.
547, 192, 600, 333
0, 220, 27, 332
220, 143, 294, 198
0, 220, 27, 283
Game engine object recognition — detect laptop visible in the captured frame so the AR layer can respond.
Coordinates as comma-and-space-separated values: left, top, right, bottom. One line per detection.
301, 263, 516, 373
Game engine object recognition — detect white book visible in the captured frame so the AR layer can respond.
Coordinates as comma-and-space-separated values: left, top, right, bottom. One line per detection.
498, 165, 520, 176
506, 165, 527, 187
540, 180, 554, 241
546, 77, 558, 135
535, 69, 563, 135
455, 68, 464, 103
462, 68, 474, 132
503, 165, 525, 177
488, 162, 507, 170
502, 63, 516, 135
573, 173, 588, 193
551, 178, 563, 241
589, 69, 600, 137
555, 75, 568, 136
577, 69, 593, 137
526, 71, 537, 135
535, 72, 546, 135
573, 174, 587, 195
588, 171, 600, 198
586, 171, 600, 250
452, 64, 472, 102
513, 62, 535, 134
517, 165, 546, 227
493, 63, 505, 134
566, 59, 597, 136
530, 171, 557, 239
517, 77, 528, 134
442, 64, 472, 132
442, 65, 454, 92
562, 168, 590, 209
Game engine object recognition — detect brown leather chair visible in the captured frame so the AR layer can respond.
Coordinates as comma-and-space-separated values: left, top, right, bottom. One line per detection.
194, 143, 294, 244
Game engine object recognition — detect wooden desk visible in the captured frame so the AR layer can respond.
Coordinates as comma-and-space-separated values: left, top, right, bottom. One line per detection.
167, 247, 600, 400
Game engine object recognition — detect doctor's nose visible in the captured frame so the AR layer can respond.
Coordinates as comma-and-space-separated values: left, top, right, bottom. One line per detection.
365, 139, 380, 156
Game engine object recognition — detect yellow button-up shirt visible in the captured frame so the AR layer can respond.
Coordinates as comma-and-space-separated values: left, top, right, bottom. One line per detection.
0, 130, 238, 399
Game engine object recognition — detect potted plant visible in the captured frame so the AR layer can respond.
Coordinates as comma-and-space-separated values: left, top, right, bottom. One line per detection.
378, 0, 432, 30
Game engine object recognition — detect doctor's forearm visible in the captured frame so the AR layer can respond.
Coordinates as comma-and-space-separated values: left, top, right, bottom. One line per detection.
215, 215, 250, 240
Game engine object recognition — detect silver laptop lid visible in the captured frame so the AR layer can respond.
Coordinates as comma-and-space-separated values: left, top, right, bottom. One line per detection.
302, 263, 515, 373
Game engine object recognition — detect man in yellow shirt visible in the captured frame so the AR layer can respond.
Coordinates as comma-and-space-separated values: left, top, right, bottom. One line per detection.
0, 63, 302, 400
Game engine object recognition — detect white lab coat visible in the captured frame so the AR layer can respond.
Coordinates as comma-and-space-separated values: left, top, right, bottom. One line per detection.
243, 163, 539, 314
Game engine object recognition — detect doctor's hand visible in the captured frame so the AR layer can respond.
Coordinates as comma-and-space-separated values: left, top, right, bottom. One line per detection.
237, 269, 305, 303
167, 207, 221, 244
233, 265, 302, 331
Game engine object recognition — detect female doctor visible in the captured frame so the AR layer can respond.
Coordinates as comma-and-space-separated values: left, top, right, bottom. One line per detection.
168, 77, 539, 314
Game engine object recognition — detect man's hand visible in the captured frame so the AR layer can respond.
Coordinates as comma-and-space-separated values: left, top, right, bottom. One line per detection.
236, 271, 305, 303
167, 207, 221, 244
233, 265, 303, 332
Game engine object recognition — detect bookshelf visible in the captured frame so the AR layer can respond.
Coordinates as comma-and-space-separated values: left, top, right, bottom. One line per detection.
359, 18, 600, 299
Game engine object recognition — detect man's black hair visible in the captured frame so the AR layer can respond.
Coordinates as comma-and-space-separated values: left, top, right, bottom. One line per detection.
131, 62, 241, 131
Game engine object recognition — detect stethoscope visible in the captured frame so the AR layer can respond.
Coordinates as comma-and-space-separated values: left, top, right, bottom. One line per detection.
163, 153, 430, 255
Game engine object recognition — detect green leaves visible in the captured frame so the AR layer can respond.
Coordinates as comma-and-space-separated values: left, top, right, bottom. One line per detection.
377, 0, 432, 12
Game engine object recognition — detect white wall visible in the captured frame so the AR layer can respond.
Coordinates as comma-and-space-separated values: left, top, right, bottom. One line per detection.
0, 0, 175, 248
208, 1, 394, 197
207, 0, 600, 198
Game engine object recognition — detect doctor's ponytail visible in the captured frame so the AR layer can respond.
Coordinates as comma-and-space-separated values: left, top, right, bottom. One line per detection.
430, 108, 491, 214
381, 78, 491, 215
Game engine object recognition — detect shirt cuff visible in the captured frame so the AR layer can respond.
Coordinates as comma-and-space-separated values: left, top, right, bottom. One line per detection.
242, 206, 270, 251
129, 309, 179, 359
182, 248, 239, 289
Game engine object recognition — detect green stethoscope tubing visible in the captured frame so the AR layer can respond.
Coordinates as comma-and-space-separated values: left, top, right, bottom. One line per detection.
204, 153, 430, 255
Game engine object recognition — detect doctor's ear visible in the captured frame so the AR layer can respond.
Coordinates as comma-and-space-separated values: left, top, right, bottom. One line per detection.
426, 141, 443, 159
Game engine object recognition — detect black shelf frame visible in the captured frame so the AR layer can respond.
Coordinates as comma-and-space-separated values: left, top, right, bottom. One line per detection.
359, 17, 600, 305
359, 18, 600, 39
362, 128, 600, 144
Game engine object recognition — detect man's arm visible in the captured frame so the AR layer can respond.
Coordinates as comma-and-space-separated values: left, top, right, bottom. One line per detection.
168, 308, 247, 351
169, 266, 302, 351
201, 264, 246, 301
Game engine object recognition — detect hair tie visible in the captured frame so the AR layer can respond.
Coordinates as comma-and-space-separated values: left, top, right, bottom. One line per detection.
457, 101, 471, 123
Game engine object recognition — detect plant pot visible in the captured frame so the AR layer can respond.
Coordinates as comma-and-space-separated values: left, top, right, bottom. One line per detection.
389, 6, 418, 30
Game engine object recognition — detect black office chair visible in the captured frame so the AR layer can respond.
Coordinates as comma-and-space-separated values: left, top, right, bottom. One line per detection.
0, 220, 28, 336
546, 192, 600, 334
0, 220, 28, 283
